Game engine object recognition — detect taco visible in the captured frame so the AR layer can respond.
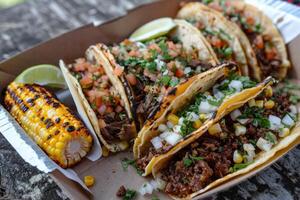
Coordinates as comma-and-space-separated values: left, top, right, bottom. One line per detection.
203, 0, 290, 80
60, 47, 137, 152
135, 63, 272, 176
96, 19, 219, 129
151, 80, 300, 200
177, 2, 261, 81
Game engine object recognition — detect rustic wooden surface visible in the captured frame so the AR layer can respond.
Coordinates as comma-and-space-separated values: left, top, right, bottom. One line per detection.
0, 0, 300, 199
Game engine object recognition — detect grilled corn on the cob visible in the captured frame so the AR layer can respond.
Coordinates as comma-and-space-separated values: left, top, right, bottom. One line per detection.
4, 82, 93, 168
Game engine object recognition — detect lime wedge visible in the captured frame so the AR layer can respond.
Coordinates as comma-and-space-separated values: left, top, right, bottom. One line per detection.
129, 17, 177, 42
15, 64, 66, 89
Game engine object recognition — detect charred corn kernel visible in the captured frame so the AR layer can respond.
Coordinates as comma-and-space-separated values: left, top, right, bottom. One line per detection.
255, 100, 264, 108
84, 176, 95, 187
4, 82, 93, 168
264, 100, 275, 109
167, 114, 179, 125
279, 128, 290, 137
102, 146, 109, 157
248, 99, 256, 107
233, 150, 243, 164
265, 86, 273, 97
199, 114, 206, 121
208, 123, 222, 136
193, 119, 202, 129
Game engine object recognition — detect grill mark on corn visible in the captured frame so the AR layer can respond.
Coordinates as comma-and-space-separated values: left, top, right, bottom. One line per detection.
4, 82, 93, 168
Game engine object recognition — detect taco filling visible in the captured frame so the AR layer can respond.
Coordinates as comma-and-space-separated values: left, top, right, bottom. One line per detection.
157, 86, 298, 198
188, 20, 234, 62
110, 36, 213, 122
136, 73, 257, 170
68, 58, 136, 144
205, 1, 282, 78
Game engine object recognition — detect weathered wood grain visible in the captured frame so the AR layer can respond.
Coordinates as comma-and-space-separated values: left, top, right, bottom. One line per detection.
0, 0, 299, 199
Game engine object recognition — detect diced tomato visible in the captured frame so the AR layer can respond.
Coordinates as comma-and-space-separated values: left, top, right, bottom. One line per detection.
149, 43, 161, 52
113, 65, 124, 76
167, 41, 176, 50
175, 68, 184, 78
265, 48, 277, 60
106, 106, 113, 113
128, 50, 139, 57
87, 65, 99, 73
246, 16, 255, 25
73, 63, 88, 72
80, 76, 93, 88
211, 36, 225, 48
169, 50, 179, 58
126, 73, 137, 86
101, 75, 109, 81
95, 97, 103, 108
254, 35, 264, 49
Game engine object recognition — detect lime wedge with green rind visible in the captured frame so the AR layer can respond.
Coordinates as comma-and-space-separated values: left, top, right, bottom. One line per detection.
15, 64, 66, 89
129, 17, 177, 42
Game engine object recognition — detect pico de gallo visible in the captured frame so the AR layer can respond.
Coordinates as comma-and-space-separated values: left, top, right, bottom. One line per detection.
69, 58, 136, 144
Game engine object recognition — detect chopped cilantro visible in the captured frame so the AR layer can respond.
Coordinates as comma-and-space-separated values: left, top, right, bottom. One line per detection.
249, 139, 257, 147
208, 98, 222, 106
183, 157, 193, 167
145, 61, 157, 72
265, 132, 277, 144
158, 39, 172, 61
229, 162, 253, 173
276, 80, 300, 104
223, 47, 233, 58
254, 23, 262, 33
121, 158, 143, 176
180, 119, 196, 137
124, 189, 136, 200
203, 28, 218, 36
239, 107, 270, 128
169, 78, 179, 87
183, 155, 204, 167
160, 75, 171, 86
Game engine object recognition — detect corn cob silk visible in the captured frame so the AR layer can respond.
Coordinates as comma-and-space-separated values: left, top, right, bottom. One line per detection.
4, 82, 93, 168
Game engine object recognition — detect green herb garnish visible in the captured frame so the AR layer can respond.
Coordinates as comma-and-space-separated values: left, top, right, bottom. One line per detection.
169, 78, 179, 87
229, 162, 253, 173
239, 107, 270, 128
160, 75, 171, 86
121, 158, 143, 176
265, 132, 277, 144
183, 155, 204, 167
152, 196, 160, 200
180, 119, 196, 137
124, 189, 136, 200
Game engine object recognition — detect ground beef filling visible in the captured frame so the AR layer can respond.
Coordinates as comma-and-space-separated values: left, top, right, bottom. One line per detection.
160, 92, 293, 198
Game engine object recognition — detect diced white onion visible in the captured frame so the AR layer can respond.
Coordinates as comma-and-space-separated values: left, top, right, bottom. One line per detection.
256, 137, 273, 151
214, 90, 224, 100
229, 80, 243, 92
282, 114, 295, 127
184, 67, 192, 74
151, 137, 163, 150
136, 42, 147, 49
167, 121, 174, 128
230, 109, 242, 121
154, 177, 166, 190
163, 69, 169, 76
165, 133, 182, 146
160, 131, 171, 139
199, 101, 217, 113
289, 105, 297, 114
187, 112, 199, 121
178, 117, 184, 125
234, 124, 246, 136
155, 58, 165, 71
243, 143, 255, 153
268, 115, 282, 130
139, 182, 154, 195
173, 125, 182, 133
158, 124, 167, 132
237, 118, 250, 125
